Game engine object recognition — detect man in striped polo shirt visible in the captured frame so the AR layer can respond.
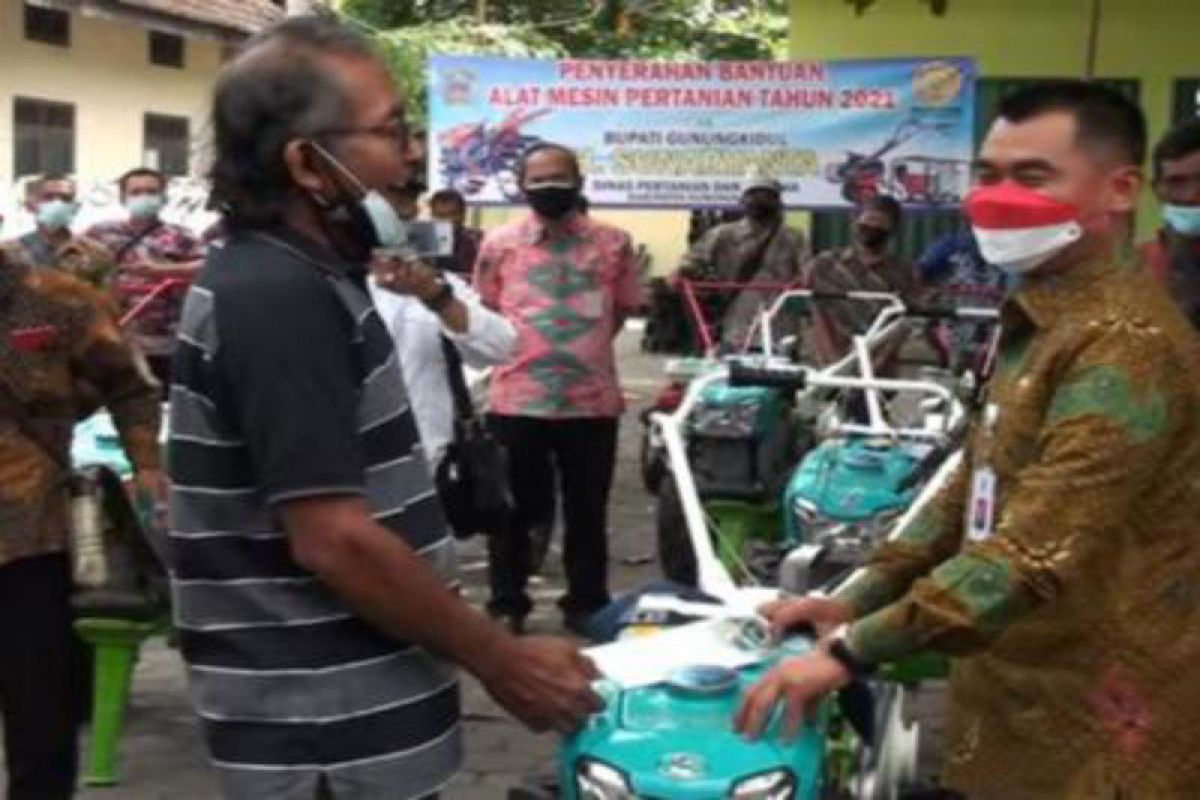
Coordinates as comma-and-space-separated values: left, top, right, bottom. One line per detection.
168, 16, 600, 800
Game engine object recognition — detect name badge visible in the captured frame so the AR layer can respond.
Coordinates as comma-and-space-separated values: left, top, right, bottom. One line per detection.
9, 325, 59, 352
967, 467, 997, 543
578, 290, 605, 319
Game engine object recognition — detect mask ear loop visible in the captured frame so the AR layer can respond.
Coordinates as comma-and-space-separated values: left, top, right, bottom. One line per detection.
306, 140, 369, 201
300, 141, 374, 256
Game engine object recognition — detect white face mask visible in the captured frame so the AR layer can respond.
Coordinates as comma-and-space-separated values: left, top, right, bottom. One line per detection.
972, 221, 1083, 275
36, 199, 79, 231
1163, 203, 1200, 237
126, 194, 165, 220
308, 141, 407, 250
964, 183, 1084, 275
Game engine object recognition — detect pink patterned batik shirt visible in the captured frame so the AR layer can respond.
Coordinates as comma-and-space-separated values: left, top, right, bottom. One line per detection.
475, 213, 643, 418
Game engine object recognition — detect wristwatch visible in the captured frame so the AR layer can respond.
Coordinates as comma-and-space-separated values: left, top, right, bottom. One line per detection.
421, 279, 455, 313
825, 624, 876, 678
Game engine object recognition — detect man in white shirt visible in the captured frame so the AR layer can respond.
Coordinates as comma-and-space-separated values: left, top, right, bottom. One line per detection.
369, 257, 516, 468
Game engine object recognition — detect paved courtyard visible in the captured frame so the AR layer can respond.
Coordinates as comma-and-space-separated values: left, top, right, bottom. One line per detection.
5, 325, 947, 798
60, 327, 665, 800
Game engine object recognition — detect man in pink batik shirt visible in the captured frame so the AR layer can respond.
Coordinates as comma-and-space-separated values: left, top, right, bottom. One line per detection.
475, 142, 642, 635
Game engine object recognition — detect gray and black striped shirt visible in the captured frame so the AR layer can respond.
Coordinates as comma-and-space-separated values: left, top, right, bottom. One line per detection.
167, 229, 461, 800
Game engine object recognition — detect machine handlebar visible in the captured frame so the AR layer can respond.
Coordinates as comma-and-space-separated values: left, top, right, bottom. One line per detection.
727, 360, 808, 392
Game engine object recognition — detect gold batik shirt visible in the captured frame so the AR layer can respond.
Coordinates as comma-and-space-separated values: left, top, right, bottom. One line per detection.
834, 256, 1200, 799
0, 254, 160, 568
1, 231, 116, 287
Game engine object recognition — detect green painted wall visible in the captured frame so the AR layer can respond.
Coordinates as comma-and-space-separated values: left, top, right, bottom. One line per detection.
789, 0, 1200, 239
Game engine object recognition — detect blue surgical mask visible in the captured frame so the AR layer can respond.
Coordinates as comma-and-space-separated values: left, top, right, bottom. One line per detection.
308, 141, 407, 251
360, 190, 407, 249
1163, 204, 1200, 237
36, 199, 78, 231
126, 194, 165, 220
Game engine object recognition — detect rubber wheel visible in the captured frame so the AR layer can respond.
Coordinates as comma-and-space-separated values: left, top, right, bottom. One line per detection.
656, 478, 698, 587
639, 429, 666, 494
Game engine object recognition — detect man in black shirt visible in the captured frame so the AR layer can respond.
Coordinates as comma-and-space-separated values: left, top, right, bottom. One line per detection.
168, 16, 599, 800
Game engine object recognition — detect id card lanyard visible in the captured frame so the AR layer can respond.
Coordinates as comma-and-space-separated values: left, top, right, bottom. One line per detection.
966, 324, 1005, 544
967, 403, 1000, 543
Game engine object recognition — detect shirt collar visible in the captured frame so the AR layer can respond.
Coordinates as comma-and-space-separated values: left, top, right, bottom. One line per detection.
241, 224, 364, 277
1005, 254, 1124, 330
22, 231, 55, 264
837, 245, 893, 269
522, 212, 589, 245
735, 217, 777, 233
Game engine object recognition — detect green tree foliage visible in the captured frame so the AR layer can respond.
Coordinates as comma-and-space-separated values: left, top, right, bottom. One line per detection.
339, 0, 789, 123
369, 20, 565, 126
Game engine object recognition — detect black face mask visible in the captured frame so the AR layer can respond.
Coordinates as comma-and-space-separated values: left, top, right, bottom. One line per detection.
305, 142, 389, 264
743, 199, 781, 222
526, 185, 579, 220
856, 224, 891, 249
314, 195, 378, 263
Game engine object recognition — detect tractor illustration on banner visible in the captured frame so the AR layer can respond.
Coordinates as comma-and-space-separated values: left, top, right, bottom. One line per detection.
437, 107, 551, 200
824, 113, 968, 205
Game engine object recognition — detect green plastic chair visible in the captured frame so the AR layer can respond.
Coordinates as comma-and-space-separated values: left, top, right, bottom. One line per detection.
70, 412, 173, 787
74, 616, 169, 787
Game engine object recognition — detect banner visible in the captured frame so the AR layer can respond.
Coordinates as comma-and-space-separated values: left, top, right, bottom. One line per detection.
428, 56, 976, 209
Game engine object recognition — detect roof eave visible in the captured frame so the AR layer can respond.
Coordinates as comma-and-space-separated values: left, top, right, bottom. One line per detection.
31, 0, 258, 42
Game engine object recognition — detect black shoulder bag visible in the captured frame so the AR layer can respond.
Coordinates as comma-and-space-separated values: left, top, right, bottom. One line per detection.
0, 380, 168, 619
433, 337, 513, 539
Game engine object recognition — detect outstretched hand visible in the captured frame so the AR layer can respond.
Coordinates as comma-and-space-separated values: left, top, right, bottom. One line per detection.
734, 649, 851, 741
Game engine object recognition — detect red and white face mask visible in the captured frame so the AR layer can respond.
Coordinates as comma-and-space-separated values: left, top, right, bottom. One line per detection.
964, 183, 1083, 274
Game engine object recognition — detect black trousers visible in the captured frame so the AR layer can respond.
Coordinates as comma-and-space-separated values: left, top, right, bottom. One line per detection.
486, 415, 619, 619
0, 553, 84, 800
146, 353, 173, 401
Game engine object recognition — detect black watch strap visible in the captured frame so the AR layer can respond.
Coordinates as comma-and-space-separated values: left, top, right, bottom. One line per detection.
422, 280, 455, 313
827, 633, 876, 678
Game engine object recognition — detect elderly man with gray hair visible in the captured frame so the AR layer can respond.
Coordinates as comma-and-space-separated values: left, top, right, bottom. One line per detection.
167, 14, 599, 800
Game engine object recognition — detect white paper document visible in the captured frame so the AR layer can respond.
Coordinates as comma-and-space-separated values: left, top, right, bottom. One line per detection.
585, 619, 765, 689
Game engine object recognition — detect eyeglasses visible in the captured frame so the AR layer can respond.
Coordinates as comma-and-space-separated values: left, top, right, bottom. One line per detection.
320, 118, 409, 145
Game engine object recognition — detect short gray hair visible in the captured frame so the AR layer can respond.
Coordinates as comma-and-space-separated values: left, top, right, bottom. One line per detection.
207, 13, 380, 229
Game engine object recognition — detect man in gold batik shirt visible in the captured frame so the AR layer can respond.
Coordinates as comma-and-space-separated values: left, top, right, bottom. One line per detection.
734, 81, 1200, 799
0, 247, 160, 798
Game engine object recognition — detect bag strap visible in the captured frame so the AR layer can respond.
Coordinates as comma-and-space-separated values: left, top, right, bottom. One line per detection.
439, 335, 475, 423
733, 219, 783, 286
247, 231, 338, 277
113, 220, 164, 265
0, 376, 71, 473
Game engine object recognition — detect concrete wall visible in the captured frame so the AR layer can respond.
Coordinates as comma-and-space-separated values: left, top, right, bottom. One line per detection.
788, 0, 1200, 238
0, 0, 223, 194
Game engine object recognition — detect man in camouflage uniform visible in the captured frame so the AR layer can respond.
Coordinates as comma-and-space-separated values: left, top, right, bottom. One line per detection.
676, 177, 808, 349
0, 249, 160, 798
735, 82, 1200, 799
803, 194, 913, 365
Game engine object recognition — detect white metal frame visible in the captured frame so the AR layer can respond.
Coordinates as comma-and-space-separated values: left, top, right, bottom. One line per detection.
651, 292, 989, 599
